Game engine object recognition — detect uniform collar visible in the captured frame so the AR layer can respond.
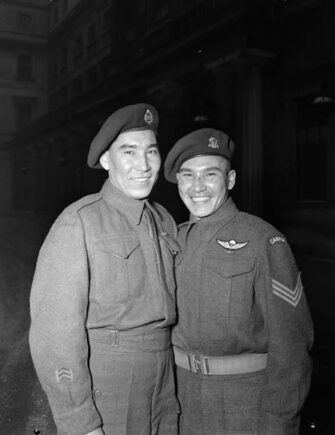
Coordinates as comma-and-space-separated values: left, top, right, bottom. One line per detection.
189, 197, 239, 241
101, 179, 145, 225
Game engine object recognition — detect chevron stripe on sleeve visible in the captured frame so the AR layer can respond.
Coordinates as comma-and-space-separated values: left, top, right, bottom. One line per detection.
272, 273, 303, 307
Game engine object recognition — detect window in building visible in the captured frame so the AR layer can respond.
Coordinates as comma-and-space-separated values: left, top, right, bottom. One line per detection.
102, 7, 112, 34
60, 46, 68, 72
50, 53, 58, 80
16, 54, 33, 81
52, 2, 59, 26
15, 98, 34, 128
62, 0, 68, 16
73, 35, 83, 65
72, 75, 83, 97
157, 3, 169, 20
58, 86, 68, 106
0, 55, 11, 80
17, 12, 32, 31
85, 65, 98, 89
50, 91, 58, 110
101, 9, 112, 49
296, 98, 332, 201
147, 0, 170, 26
86, 23, 97, 55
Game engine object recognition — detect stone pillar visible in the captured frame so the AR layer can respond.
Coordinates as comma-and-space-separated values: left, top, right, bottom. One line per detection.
207, 49, 276, 216
237, 63, 264, 216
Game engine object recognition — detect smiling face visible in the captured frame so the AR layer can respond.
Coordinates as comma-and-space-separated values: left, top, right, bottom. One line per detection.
176, 154, 236, 218
99, 129, 161, 199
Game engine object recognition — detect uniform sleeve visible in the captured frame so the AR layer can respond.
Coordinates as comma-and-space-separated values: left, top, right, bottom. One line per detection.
29, 212, 102, 434
255, 234, 314, 435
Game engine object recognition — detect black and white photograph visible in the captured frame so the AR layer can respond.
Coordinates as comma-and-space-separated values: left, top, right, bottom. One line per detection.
0, 1, 334, 434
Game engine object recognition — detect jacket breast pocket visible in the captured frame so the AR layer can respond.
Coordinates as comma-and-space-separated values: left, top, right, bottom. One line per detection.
203, 257, 255, 318
93, 236, 145, 302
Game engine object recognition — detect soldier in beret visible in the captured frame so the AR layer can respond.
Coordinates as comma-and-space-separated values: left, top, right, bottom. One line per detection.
29, 103, 180, 435
164, 128, 313, 435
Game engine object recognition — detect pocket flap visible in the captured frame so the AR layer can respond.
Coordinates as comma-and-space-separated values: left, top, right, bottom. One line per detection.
206, 257, 254, 278
95, 236, 140, 259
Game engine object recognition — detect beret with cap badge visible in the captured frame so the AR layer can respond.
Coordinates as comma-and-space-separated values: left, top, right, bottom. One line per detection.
87, 103, 159, 169
164, 128, 235, 183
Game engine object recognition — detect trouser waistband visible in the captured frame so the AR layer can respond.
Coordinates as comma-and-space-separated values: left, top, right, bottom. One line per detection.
88, 327, 171, 352
174, 346, 267, 375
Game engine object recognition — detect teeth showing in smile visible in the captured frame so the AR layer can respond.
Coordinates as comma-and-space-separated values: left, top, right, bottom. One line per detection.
133, 178, 150, 183
191, 196, 210, 203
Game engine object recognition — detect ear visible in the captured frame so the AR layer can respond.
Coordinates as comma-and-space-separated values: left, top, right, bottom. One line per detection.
99, 151, 110, 171
227, 169, 236, 190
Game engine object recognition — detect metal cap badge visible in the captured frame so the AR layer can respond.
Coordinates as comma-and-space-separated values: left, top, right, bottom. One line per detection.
87, 103, 159, 169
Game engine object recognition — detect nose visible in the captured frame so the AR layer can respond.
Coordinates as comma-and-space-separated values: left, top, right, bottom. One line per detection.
136, 153, 150, 172
192, 175, 205, 192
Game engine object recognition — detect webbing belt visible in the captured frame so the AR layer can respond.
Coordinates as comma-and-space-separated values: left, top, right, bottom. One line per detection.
174, 346, 267, 375
88, 328, 171, 352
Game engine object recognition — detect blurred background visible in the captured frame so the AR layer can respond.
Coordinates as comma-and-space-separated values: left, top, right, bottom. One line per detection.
0, 0, 334, 433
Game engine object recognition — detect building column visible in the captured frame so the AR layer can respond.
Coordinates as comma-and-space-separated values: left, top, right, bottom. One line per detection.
237, 63, 264, 216
208, 49, 276, 216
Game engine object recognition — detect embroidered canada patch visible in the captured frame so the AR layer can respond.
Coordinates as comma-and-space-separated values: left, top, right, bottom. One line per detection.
270, 236, 286, 245
217, 239, 249, 250
272, 273, 303, 307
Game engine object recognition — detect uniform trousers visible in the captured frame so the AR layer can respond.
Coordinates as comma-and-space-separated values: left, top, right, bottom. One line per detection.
88, 328, 179, 435
176, 365, 266, 435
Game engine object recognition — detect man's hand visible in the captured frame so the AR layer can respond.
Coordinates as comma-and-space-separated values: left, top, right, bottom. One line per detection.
85, 428, 105, 435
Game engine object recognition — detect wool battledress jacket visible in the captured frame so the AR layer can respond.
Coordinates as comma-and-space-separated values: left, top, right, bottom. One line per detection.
29, 179, 179, 434
173, 197, 313, 435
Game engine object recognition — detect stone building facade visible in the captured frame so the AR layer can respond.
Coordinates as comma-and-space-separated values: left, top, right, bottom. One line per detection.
0, 0, 48, 212
11, 0, 335, 258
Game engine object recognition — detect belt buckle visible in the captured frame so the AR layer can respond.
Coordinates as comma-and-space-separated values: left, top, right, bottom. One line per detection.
188, 353, 210, 375
194, 355, 202, 374
110, 330, 119, 347
193, 355, 202, 375
188, 354, 203, 374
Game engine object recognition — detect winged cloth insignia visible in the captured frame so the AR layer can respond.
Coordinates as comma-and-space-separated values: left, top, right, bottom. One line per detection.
217, 239, 249, 250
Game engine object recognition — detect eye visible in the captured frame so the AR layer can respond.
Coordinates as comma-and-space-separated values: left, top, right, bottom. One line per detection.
181, 172, 192, 178
124, 150, 135, 156
148, 147, 159, 156
206, 171, 218, 178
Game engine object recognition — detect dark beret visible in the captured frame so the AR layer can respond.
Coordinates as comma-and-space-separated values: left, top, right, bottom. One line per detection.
164, 128, 235, 183
87, 103, 159, 169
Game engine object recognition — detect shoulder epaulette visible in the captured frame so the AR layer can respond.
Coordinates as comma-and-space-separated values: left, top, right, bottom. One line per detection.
61, 192, 103, 216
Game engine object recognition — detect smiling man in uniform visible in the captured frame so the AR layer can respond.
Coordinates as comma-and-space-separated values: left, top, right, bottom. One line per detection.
164, 127, 313, 435
29, 103, 180, 435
